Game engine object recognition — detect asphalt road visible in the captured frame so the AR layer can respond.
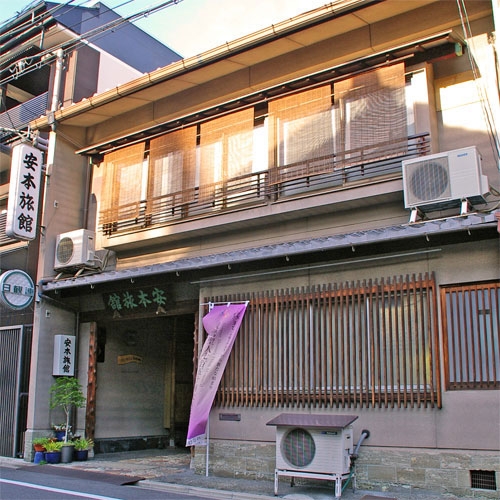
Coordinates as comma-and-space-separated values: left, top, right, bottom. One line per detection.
0, 466, 216, 500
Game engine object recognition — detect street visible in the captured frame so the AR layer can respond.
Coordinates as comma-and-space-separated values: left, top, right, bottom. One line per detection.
0, 466, 217, 500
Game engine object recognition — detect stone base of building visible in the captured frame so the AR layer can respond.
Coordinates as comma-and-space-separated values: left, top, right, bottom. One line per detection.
93, 435, 171, 454
192, 440, 499, 498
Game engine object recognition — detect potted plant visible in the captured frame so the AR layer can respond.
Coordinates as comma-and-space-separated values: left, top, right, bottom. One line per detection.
51, 423, 68, 441
33, 437, 50, 464
73, 437, 94, 461
44, 440, 62, 464
49, 377, 86, 444
61, 440, 75, 463
33, 437, 49, 452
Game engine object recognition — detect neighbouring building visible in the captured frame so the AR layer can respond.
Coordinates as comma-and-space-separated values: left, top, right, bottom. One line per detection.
0, 0, 180, 458
21, 0, 500, 497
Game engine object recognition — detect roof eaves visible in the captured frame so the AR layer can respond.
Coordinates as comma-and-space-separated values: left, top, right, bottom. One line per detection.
40, 212, 498, 293
29, 0, 375, 131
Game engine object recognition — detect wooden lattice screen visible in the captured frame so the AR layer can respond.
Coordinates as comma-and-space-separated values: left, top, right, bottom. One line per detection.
202, 272, 441, 410
441, 280, 500, 390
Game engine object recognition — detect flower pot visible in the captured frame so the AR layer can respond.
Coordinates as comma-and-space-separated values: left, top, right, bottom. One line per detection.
45, 451, 61, 464
74, 449, 88, 461
33, 451, 45, 464
33, 444, 46, 452
61, 444, 75, 463
54, 430, 66, 441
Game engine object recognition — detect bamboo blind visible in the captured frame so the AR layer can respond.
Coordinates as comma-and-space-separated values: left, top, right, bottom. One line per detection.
268, 84, 333, 182
199, 108, 254, 202
101, 143, 145, 228
99, 64, 411, 232
203, 273, 440, 410
334, 63, 407, 160
441, 281, 499, 390
149, 126, 197, 202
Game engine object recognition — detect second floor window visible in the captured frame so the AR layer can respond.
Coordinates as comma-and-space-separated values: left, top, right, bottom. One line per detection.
99, 62, 427, 235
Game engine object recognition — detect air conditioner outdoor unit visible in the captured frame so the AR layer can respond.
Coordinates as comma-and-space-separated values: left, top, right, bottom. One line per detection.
267, 413, 358, 497
54, 229, 96, 270
402, 146, 489, 214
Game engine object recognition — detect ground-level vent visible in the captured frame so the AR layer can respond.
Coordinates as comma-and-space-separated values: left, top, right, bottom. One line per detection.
470, 470, 497, 491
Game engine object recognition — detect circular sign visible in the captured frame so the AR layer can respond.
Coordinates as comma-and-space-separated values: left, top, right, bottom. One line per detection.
0, 270, 35, 310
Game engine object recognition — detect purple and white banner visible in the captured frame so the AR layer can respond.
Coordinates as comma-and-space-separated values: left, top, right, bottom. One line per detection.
186, 302, 247, 446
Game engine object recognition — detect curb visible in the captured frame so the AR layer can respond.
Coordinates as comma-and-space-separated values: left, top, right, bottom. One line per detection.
139, 479, 278, 499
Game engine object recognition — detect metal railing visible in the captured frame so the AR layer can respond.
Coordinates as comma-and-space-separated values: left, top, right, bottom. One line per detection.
0, 92, 49, 139
101, 133, 431, 236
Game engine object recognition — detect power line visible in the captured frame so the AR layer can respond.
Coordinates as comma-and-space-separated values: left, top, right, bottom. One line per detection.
1, 0, 182, 87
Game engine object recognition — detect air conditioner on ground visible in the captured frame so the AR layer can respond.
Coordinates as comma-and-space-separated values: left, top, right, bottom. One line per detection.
54, 229, 96, 270
402, 146, 489, 216
267, 413, 358, 497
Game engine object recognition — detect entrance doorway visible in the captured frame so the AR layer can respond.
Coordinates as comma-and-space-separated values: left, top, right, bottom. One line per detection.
163, 314, 194, 446
91, 313, 194, 451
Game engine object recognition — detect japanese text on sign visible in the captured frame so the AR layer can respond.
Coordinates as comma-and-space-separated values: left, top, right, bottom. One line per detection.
105, 287, 167, 314
53, 335, 76, 376
6, 144, 43, 241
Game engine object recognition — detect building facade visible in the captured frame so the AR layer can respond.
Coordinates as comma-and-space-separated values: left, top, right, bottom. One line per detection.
0, 0, 180, 458
23, 0, 500, 496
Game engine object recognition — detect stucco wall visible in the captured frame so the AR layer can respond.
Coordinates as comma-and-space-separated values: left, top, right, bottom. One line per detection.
200, 238, 499, 452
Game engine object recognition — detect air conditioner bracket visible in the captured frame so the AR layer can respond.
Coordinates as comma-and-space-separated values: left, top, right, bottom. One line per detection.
274, 468, 354, 498
409, 207, 424, 224
460, 198, 472, 215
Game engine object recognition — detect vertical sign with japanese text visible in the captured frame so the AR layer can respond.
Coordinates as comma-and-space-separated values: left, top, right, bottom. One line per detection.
53, 335, 76, 376
6, 144, 43, 240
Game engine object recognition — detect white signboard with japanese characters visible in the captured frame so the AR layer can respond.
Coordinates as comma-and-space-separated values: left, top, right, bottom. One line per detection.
53, 335, 76, 376
6, 144, 43, 240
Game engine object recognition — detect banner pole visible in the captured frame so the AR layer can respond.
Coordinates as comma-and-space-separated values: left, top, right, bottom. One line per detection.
206, 417, 210, 476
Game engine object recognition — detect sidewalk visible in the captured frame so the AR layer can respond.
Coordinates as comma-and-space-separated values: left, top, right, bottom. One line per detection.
0, 449, 476, 500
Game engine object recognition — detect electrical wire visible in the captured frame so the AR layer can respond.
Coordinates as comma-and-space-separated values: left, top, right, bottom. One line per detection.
0, 0, 182, 87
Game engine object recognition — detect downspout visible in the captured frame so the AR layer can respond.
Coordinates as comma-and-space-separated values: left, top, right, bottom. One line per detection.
49, 48, 64, 129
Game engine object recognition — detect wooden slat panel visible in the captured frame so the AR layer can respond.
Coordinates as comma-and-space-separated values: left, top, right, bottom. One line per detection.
441, 280, 499, 390
201, 273, 441, 411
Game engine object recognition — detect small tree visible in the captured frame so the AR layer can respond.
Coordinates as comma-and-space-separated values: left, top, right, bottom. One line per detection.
49, 377, 86, 442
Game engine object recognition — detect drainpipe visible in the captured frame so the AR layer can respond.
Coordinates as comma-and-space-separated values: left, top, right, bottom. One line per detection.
49, 49, 64, 129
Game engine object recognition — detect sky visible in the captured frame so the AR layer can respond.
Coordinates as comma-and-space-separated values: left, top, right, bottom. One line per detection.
0, 0, 328, 58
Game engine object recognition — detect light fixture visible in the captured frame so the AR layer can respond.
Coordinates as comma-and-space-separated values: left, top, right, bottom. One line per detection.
113, 310, 121, 319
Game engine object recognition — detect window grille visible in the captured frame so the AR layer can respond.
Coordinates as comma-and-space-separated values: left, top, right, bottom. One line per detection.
202, 272, 440, 409
441, 281, 500, 389
470, 470, 497, 491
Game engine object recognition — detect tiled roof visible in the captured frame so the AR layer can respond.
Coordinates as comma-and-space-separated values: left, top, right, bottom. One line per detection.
41, 212, 498, 292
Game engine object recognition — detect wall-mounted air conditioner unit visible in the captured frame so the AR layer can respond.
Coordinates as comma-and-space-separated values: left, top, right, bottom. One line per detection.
267, 413, 358, 497
54, 229, 96, 270
402, 146, 489, 216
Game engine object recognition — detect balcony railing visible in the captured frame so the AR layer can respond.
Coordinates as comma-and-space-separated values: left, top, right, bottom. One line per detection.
101, 133, 431, 237
0, 92, 49, 139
